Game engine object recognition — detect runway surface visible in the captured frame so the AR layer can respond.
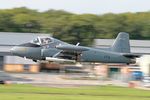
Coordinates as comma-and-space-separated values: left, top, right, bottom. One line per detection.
0, 71, 129, 87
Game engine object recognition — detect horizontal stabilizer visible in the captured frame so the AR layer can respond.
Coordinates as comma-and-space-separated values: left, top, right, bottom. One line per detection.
122, 53, 141, 59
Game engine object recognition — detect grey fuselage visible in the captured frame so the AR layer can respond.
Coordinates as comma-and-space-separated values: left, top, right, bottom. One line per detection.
11, 37, 134, 64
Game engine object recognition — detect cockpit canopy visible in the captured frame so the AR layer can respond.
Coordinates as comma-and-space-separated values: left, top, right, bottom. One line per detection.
31, 37, 53, 45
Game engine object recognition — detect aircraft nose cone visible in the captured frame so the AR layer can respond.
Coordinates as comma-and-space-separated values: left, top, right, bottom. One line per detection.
10, 46, 27, 56
10, 46, 17, 55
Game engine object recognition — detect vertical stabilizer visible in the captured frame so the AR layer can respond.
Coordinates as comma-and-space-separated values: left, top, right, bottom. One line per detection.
111, 32, 130, 53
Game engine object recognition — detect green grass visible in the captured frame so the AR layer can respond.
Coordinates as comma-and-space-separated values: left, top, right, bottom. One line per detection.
0, 84, 150, 100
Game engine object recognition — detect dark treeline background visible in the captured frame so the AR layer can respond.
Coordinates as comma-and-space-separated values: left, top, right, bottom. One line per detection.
0, 7, 150, 45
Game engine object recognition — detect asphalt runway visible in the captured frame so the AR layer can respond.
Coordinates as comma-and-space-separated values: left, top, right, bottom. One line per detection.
0, 71, 129, 88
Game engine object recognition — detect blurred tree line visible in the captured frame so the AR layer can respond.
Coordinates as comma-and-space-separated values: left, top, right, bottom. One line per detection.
0, 7, 150, 45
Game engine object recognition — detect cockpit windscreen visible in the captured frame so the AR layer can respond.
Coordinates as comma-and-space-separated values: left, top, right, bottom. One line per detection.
31, 37, 53, 45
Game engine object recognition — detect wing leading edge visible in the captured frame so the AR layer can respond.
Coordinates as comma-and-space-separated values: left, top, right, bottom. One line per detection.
56, 45, 89, 52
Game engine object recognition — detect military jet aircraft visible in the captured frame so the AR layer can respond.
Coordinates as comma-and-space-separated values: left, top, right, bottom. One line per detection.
10, 32, 140, 64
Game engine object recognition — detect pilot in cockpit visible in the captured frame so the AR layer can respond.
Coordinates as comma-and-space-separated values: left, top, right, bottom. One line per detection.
40, 38, 52, 45
31, 37, 52, 45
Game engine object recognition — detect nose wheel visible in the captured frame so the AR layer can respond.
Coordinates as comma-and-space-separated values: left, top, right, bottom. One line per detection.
33, 60, 37, 62
76, 53, 81, 62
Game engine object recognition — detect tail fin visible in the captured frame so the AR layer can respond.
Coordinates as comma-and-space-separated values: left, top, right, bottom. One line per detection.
111, 32, 130, 53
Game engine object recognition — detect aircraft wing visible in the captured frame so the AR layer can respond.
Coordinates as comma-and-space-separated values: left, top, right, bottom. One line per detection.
56, 45, 89, 52
54, 45, 89, 62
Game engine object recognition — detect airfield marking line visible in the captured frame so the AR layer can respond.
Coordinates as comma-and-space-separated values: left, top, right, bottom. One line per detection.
0, 92, 150, 98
